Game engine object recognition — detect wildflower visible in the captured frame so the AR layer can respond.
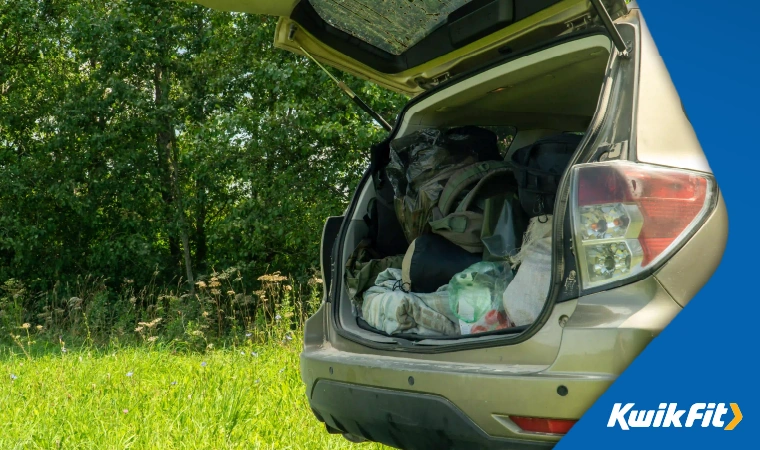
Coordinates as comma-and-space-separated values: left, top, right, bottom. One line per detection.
210, 289, 221, 296
191, 330, 203, 337
258, 272, 288, 282
36, 325, 43, 331
135, 326, 144, 333
61, 347, 67, 353
21, 323, 30, 329
279, 368, 284, 373
147, 336, 158, 342
240, 351, 245, 356
202, 311, 209, 318
126, 372, 133, 377
251, 352, 258, 357
254, 379, 260, 384
284, 285, 293, 292
285, 334, 293, 341
200, 362, 207, 367
10, 374, 17, 381
171, 381, 177, 386
226, 290, 235, 296
209, 278, 221, 288
195, 280, 207, 289
275, 314, 282, 321
245, 333, 252, 337
206, 343, 214, 349
123, 409, 128, 414
138, 318, 162, 329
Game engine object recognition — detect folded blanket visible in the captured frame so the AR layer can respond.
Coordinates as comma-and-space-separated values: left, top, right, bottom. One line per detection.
362, 268, 459, 336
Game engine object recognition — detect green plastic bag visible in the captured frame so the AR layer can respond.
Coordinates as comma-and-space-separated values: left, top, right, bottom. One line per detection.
448, 261, 514, 333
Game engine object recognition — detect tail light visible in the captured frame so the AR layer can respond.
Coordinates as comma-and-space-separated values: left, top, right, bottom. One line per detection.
571, 161, 715, 290
509, 416, 577, 435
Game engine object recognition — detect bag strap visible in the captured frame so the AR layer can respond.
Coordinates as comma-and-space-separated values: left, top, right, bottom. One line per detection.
437, 161, 511, 216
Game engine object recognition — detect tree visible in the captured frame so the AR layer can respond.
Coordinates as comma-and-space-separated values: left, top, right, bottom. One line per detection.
0, 0, 406, 295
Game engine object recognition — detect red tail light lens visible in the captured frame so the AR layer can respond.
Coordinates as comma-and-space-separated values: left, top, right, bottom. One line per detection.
509, 416, 577, 434
571, 162, 714, 290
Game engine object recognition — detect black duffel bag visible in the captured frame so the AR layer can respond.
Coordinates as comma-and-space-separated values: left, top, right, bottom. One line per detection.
510, 133, 584, 217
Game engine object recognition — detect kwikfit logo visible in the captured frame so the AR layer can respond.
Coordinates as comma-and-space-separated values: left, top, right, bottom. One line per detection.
607, 403, 742, 430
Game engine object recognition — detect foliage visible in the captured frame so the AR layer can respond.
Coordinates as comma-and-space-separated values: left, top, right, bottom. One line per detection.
0, 276, 390, 447
0, 268, 322, 349
0, 334, 390, 449
0, 2, 405, 446
0, 0, 406, 301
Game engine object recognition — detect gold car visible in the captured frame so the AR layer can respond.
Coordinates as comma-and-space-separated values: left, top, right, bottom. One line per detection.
189, 1, 726, 448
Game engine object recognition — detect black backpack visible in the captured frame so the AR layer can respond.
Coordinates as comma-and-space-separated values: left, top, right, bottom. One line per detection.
510, 133, 584, 217
364, 167, 410, 257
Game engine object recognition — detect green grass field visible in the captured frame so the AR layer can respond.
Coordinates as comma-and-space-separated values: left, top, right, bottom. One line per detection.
0, 337, 389, 449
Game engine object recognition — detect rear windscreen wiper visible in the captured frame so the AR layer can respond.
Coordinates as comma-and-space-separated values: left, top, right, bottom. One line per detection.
289, 25, 392, 132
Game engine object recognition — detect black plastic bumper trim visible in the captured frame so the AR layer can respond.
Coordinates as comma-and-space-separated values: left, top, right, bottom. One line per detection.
309, 380, 554, 450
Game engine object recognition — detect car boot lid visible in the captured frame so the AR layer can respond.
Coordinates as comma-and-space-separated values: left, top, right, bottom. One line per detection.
187, 0, 629, 95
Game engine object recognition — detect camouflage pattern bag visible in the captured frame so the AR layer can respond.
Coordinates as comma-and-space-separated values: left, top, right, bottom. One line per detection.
344, 239, 404, 304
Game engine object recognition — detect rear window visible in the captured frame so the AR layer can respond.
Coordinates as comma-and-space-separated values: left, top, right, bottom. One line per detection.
309, 0, 472, 55
478, 125, 517, 157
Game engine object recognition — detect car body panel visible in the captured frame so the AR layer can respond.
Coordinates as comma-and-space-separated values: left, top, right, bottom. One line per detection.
634, 14, 711, 173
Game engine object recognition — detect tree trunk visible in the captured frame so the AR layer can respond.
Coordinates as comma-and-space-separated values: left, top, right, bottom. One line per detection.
170, 146, 195, 292
194, 177, 208, 273
154, 62, 195, 293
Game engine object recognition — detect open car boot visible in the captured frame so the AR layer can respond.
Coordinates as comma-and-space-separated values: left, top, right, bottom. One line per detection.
346, 124, 582, 339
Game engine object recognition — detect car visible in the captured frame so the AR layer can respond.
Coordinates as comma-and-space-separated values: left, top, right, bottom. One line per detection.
188, 1, 727, 448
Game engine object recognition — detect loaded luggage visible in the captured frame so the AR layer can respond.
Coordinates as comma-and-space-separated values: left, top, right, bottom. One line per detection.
509, 133, 584, 217
348, 128, 581, 337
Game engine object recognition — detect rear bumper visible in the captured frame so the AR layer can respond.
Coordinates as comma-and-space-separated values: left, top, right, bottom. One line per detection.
300, 275, 684, 448
300, 344, 623, 447
309, 380, 554, 450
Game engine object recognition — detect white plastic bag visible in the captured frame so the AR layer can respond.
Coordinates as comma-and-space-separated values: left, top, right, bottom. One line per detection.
503, 217, 553, 326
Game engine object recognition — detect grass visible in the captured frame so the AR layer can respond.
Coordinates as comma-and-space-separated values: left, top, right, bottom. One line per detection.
0, 335, 390, 449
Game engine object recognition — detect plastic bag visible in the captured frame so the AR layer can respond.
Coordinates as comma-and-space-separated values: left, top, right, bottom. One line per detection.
481, 194, 524, 261
448, 261, 514, 335
386, 128, 500, 243
503, 216, 553, 326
